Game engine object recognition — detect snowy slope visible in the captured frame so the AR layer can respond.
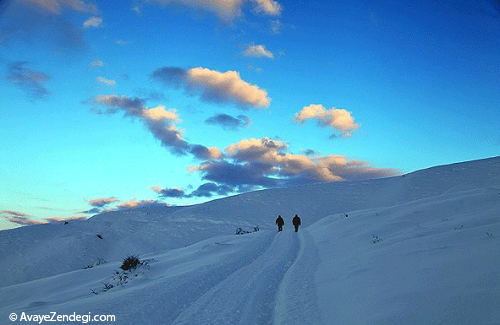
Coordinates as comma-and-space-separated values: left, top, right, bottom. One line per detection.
0, 156, 499, 324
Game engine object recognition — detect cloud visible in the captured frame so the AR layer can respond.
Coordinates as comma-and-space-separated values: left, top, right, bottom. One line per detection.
81, 207, 101, 214
270, 19, 282, 34
147, 0, 281, 21
94, 95, 189, 154
96, 76, 116, 86
151, 67, 187, 88
301, 148, 318, 156
1, 209, 89, 226
7, 61, 50, 99
152, 186, 186, 198
116, 199, 169, 210
243, 44, 274, 58
19, 0, 98, 15
189, 182, 233, 197
294, 104, 360, 137
0, 0, 98, 51
152, 66, 271, 109
45, 216, 87, 223
89, 59, 104, 67
115, 39, 129, 46
188, 137, 400, 194
6, 216, 46, 226
191, 159, 279, 188
132, 5, 142, 14
93, 94, 220, 159
88, 197, 120, 207
83, 16, 102, 28
205, 114, 252, 131
1, 210, 44, 226
81, 197, 120, 214
189, 145, 224, 160
152, 182, 237, 199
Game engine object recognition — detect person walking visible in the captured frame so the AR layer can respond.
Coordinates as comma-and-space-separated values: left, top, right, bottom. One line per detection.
275, 215, 284, 232
292, 214, 301, 232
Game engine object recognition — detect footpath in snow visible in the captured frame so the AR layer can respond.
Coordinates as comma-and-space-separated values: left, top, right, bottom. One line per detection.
172, 229, 321, 325
0, 228, 323, 325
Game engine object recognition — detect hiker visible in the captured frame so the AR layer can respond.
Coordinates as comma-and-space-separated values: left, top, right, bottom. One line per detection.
275, 215, 284, 232
292, 214, 301, 232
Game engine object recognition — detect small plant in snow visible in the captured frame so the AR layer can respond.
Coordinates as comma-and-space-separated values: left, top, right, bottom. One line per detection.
235, 225, 260, 235
372, 235, 383, 244
120, 255, 142, 271
84, 258, 106, 269
102, 282, 114, 291
90, 255, 150, 295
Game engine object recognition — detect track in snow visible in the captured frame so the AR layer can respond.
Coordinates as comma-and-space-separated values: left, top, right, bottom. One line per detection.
172, 229, 319, 325
1, 229, 321, 325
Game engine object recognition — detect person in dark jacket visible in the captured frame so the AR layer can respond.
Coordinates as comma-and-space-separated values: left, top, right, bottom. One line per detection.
292, 214, 301, 232
275, 215, 284, 232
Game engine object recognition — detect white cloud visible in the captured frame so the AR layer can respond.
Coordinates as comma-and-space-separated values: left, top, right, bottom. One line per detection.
83, 16, 103, 28
187, 67, 271, 108
142, 106, 180, 122
243, 44, 274, 58
294, 104, 360, 137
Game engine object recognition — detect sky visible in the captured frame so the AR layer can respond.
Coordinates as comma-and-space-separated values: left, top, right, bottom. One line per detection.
1, 0, 499, 230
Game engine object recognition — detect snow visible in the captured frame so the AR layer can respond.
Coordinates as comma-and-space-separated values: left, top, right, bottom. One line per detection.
1, 156, 499, 324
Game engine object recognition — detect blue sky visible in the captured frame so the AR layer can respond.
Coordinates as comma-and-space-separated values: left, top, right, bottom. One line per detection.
1, 0, 499, 230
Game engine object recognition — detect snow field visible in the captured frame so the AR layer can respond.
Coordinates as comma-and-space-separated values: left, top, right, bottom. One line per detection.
309, 185, 500, 325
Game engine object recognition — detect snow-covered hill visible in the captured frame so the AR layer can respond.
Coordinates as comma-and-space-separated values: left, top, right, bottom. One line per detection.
1, 156, 499, 324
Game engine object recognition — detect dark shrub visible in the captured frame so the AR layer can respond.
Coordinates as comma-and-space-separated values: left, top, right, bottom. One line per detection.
120, 255, 142, 271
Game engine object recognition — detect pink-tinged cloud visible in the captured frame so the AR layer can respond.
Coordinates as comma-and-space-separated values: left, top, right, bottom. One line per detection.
294, 104, 360, 137
142, 106, 180, 121
152, 66, 271, 109
243, 44, 274, 58
189, 137, 400, 193
8, 217, 46, 226
147, 0, 281, 21
88, 197, 120, 207
1, 210, 46, 226
96, 76, 116, 86
187, 67, 271, 108
45, 216, 87, 223
20, 0, 99, 15
116, 199, 169, 210
151, 186, 186, 198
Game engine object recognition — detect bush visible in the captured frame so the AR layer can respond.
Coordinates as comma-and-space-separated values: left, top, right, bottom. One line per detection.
120, 255, 142, 271
235, 225, 260, 235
